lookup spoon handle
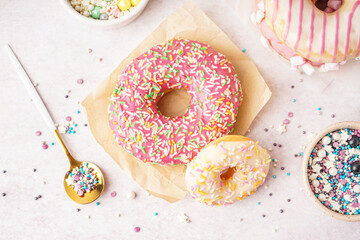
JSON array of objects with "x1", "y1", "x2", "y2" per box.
[{"x1": 6, "y1": 44, "x2": 56, "y2": 131}]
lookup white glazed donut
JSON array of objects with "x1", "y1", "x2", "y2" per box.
[
  {"x1": 253, "y1": 0, "x2": 360, "y2": 74},
  {"x1": 185, "y1": 135, "x2": 271, "y2": 206}
]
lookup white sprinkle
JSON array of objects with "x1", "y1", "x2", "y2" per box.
[
  {"x1": 127, "y1": 191, "x2": 136, "y2": 200},
  {"x1": 179, "y1": 213, "x2": 191, "y2": 223},
  {"x1": 260, "y1": 36, "x2": 270, "y2": 48}
]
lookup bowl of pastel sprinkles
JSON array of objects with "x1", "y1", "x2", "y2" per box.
[
  {"x1": 59, "y1": 0, "x2": 149, "y2": 28},
  {"x1": 303, "y1": 121, "x2": 360, "y2": 221}
]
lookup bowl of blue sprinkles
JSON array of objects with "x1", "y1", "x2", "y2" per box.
[{"x1": 303, "y1": 121, "x2": 360, "y2": 221}]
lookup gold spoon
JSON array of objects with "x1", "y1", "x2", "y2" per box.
[{"x1": 6, "y1": 44, "x2": 104, "y2": 204}]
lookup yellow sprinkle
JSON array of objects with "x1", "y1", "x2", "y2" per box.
[
  {"x1": 232, "y1": 184, "x2": 237, "y2": 191},
  {"x1": 217, "y1": 196, "x2": 223, "y2": 199}
]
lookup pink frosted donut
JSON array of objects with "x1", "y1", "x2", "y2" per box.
[
  {"x1": 253, "y1": 0, "x2": 360, "y2": 75},
  {"x1": 108, "y1": 39, "x2": 242, "y2": 165}
]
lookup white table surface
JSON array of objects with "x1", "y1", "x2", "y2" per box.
[{"x1": 1, "y1": 0, "x2": 360, "y2": 239}]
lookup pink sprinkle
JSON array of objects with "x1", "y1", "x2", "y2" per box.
[
  {"x1": 340, "y1": 150, "x2": 345, "y2": 156},
  {"x1": 42, "y1": 143, "x2": 48, "y2": 150},
  {"x1": 283, "y1": 119, "x2": 290, "y2": 125},
  {"x1": 288, "y1": 112, "x2": 294, "y2": 118},
  {"x1": 35, "y1": 131, "x2": 42, "y2": 136},
  {"x1": 333, "y1": 142, "x2": 339, "y2": 148},
  {"x1": 134, "y1": 227, "x2": 140, "y2": 232},
  {"x1": 77, "y1": 78, "x2": 84, "y2": 85},
  {"x1": 77, "y1": 190, "x2": 84, "y2": 197},
  {"x1": 337, "y1": 163, "x2": 343, "y2": 169},
  {"x1": 110, "y1": 191, "x2": 117, "y2": 197},
  {"x1": 329, "y1": 192, "x2": 335, "y2": 197},
  {"x1": 340, "y1": 179, "x2": 346, "y2": 185},
  {"x1": 324, "y1": 201, "x2": 330, "y2": 207},
  {"x1": 74, "y1": 175, "x2": 80, "y2": 181},
  {"x1": 66, "y1": 116, "x2": 72, "y2": 122}
]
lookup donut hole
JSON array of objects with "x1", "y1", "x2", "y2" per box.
[
  {"x1": 313, "y1": 0, "x2": 343, "y2": 13},
  {"x1": 157, "y1": 89, "x2": 191, "y2": 118},
  {"x1": 220, "y1": 167, "x2": 236, "y2": 180}
]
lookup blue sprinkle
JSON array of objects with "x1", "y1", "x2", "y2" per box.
[
  {"x1": 67, "y1": 130, "x2": 71, "y2": 134},
  {"x1": 51, "y1": 142, "x2": 54, "y2": 146},
  {"x1": 292, "y1": 99, "x2": 296, "y2": 103},
  {"x1": 242, "y1": 49, "x2": 246, "y2": 53},
  {"x1": 273, "y1": 175, "x2": 277, "y2": 179},
  {"x1": 287, "y1": 173, "x2": 290, "y2": 176},
  {"x1": 74, "y1": 124, "x2": 78, "y2": 127},
  {"x1": 317, "y1": 107, "x2": 322, "y2": 111},
  {"x1": 72, "y1": 131, "x2": 76, "y2": 134},
  {"x1": 96, "y1": 202, "x2": 100, "y2": 206},
  {"x1": 257, "y1": 202, "x2": 261, "y2": 205},
  {"x1": 154, "y1": 212, "x2": 158, "y2": 216},
  {"x1": 70, "y1": 127, "x2": 73, "y2": 130},
  {"x1": 77, "y1": 111, "x2": 80, "y2": 114}
]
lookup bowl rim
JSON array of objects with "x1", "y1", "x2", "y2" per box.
[
  {"x1": 59, "y1": 0, "x2": 149, "y2": 26},
  {"x1": 302, "y1": 121, "x2": 360, "y2": 222}
]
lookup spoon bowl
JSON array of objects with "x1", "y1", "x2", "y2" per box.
[{"x1": 64, "y1": 161, "x2": 104, "y2": 204}]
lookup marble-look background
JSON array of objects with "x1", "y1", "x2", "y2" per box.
[{"x1": 1, "y1": 0, "x2": 360, "y2": 239}]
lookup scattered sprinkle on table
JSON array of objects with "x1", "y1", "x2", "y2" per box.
[
  {"x1": 288, "y1": 112, "x2": 294, "y2": 118},
  {"x1": 96, "y1": 202, "x2": 100, "y2": 206},
  {"x1": 110, "y1": 191, "x2": 117, "y2": 197},
  {"x1": 66, "y1": 116, "x2": 72, "y2": 122},
  {"x1": 127, "y1": 191, "x2": 136, "y2": 200},
  {"x1": 35, "y1": 131, "x2": 42, "y2": 136},
  {"x1": 2, "y1": 193, "x2": 6, "y2": 197},
  {"x1": 134, "y1": 227, "x2": 140, "y2": 232},
  {"x1": 42, "y1": 143, "x2": 48, "y2": 150},
  {"x1": 154, "y1": 212, "x2": 158, "y2": 216},
  {"x1": 77, "y1": 79, "x2": 84, "y2": 85}
]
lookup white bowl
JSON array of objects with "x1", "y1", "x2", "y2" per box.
[
  {"x1": 302, "y1": 121, "x2": 360, "y2": 222},
  {"x1": 59, "y1": 0, "x2": 149, "y2": 29}
]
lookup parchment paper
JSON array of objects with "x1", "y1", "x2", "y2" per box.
[{"x1": 82, "y1": 0, "x2": 272, "y2": 203}]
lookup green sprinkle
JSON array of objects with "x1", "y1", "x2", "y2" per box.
[
  {"x1": 141, "y1": 147, "x2": 146, "y2": 154},
  {"x1": 118, "y1": 101, "x2": 126, "y2": 104},
  {"x1": 139, "y1": 95, "x2": 145, "y2": 103},
  {"x1": 196, "y1": 86, "x2": 200, "y2": 93},
  {"x1": 161, "y1": 57, "x2": 169, "y2": 60},
  {"x1": 175, "y1": 127, "x2": 181, "y2": 134},
  {"x1": 165, "y1": 75, "x2": 171, "y2": 79},
  {"x1": 152, "y1": 85, "x2": 160, "y2": 91},
  {"x1": 201, "y1": 47, "x2": 207, "y2": 50},
  {"x1": 157, "y1": 149, "x2": 161, "y2": 153},
  {"x1": 174, "y1": 157, "x2": 182, "y2": 160},
  {"x1": 137, "y1": 107, "x2": 142, "y2": 111},
  {"x1": 186, "y1": 75, "x2": 190, "y2": 80}
]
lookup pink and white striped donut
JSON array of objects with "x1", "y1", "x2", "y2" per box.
[
  {"x1": 108, "y1": 39, "x2": 242, "y2": 165},
  {"x1": 253, "y1": 0, "x2": 360, "y2": 74}
]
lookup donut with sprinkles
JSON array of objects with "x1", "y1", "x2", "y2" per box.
[
  {"x1": 185, "y1": 135, "x2": 271, "y2": 206},
  {"x1": 108, "y1": 39, "x2": 242, "y2": 165}
]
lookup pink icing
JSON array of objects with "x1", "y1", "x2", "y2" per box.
[
  {"x1": 344, "y1": 1, "x2": 360, "y2": 60},
  {"x1": 284, "y1": 0, "x2": 293, "y2": 42},
  {"x1": 108, "y1": 39, "x2": 242, "y2": 165},
  {"x1": 294, "y1": 0, "x2": 304, "y2": 51},
  {"x1": 332, "y1": 12, "x2": 340, "y2": 62}
]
